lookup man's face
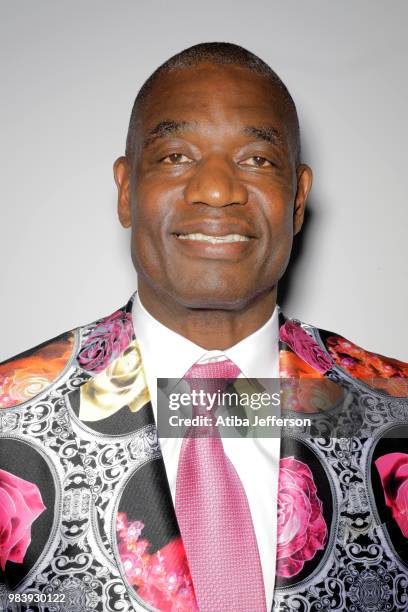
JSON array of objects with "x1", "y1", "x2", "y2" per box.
[{"x1": 115, "y1": 63, "x2": 312, "y2": 309}]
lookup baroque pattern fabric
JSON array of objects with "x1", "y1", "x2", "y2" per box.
[{"x1": 0, "y1": 293, "x2": 407, "y2": 611}]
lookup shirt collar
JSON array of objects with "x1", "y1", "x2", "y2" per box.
[{"x1": 132, "y1": 292, "x2": 280, "y2": 385}]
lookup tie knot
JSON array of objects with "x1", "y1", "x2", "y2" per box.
[
  {"x1": 183, "y1": 358, "x2": 241, "y2": 415},
  {"x1": 184, "y1": 358, "x2": 241, "y2": 382}
]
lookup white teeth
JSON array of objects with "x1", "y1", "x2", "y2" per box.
[{"x1": 177, "y1": 233, "x2": 250, "y2": 244}]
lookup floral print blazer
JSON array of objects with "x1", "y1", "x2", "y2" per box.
[{"x1": 0, "y1": 293, "x2": 407, "y2": 612}]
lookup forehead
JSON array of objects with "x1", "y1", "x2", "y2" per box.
[{"x1": 138, "y1": 63, "x2": 292, "y2": 138}]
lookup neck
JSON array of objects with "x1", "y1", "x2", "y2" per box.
[{"x1": 137, "y1": 281, "x2": 277, "y2": 350}]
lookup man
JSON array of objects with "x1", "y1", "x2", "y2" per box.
[{"x1": 0, "y1": 42, "x2": 407, "y2": 612}]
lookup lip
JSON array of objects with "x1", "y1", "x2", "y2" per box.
[
  {"x1": 171, "y1": 219, "x2": 257, "y2": 240},
  {"x1": 171, "y1": 223, "x2": 257, "y2": 260},
  {"x1": 172, "y1": 235, "x2": 255, "y2": 259}
]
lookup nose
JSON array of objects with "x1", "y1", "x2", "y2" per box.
[{"x1": 184, "y1": 154, "x2": 248, "y2": 207}]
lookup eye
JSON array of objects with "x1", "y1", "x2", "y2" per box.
[
  {"x1": 160, "y1": 153, "x2": 193, "y2": 165},
  {"x1": 240, "y1": 156, "x2": 273, "y2": 168}
]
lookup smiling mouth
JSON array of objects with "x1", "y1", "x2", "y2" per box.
[{"x1": 176, "y1": 233, "x2": 251, "y2": 244}]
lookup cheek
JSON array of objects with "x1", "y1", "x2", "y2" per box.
[
  {"x1": 132, "y1": 180, "x2": 163, "y2": 228},
  {"x1": 260, "y1": 194, "x2": 295, "y2": 256},
  {"x1": 130, "y1": 182, "x2": 181, "y2": 276}
]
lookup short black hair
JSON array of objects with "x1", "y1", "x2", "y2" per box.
[{"x1": 126, "y1": 42, "x2": 301, "y2": 164}]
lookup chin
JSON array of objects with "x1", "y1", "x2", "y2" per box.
[{"x1": 167, "y1": 279, "x2": 258, "y2": 311}]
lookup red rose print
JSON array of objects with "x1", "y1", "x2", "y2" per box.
[
  {"x1": 0, "y1": 470, "x2": 46, "y2": 570},
  {"x1": 276, "y1": 457, "x2": 327, "y2": 577},
  {"x1": 326, "y1": 335, "x2": 408, "y2": 397},
  {"x1": 0, "y1": 333, "x2": 75, "y2": 409},
  {"x1": 78, "y1": 310, "x2": 134, "y2": 373},
  {"x1": 375, "y1": 452, "x2": 408, "y2": 537}
]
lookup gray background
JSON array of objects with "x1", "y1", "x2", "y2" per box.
[{"x1": 1, "y1": 1, "x2": 407, "y2": 361}]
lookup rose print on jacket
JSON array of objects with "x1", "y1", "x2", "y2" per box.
[
  {"x1": 375, "y1": 452, "x2": 408, "y2": 537},
  {"x1": 0, "y1": 332, "x2": 74, "y2": 409},
  {"x1": 326, "y1": 335, "x2": 408, "y2": 397},
  {"x1": 276, "y1": 457, "x2": 328, "y2": 578},
  {"x1": 0, "y1": 469, "x2": 46, "y2": 570},
  {"x1": 280, "y1": 320, "x2": 334, "y2": 375},
  {"x1": 279, "y1": 350, "x2": 343, "y2": 413},
  {"x1": 78, "y1": 309, "x2": 134, "y2": 374},
  {"x1": 116, "y1": 512, "x2": 198, "y2": 611},
  {"x1": 79, "y1": 342, "x2": 150, "y2": 422}
]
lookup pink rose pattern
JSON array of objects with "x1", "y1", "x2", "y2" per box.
[
  {"x1": 375, "y1": 452, "x2": 408, "y2": 537},
  {"x1": 280, "y1": 320, "x2": 334, "y2": 375},
  {"x1": 116, "y1": 512, "x2": 198, "y2": 611},
  {"x1": 276, "y1": 457, "x2": 328, "y2": 578},
  {"x1": 0, "y1": 469, "x2": 46, "y2": 570},
  {"x1": 116, "y1": 459, "x2": 327, "y2": 599},
  {"x1": 77, "y1": 310, "x2": 134, "y2": 373}
]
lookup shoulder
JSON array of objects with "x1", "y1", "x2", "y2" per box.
[
  {"x1": 0, "y1": 300, "x2": 135, "y2": 409},
  {"x1": 0, "y1": 331, "x2": 78, "y2": 408},
  {"x1": 280, "y1": 314, "x2": 407, "y2": 395},
  {"x1": 317, "y1": 327, "x2": 408, "y2": 376},
  {"x1": 316, "y1": 325, "x2": 408, "y2": 396}
]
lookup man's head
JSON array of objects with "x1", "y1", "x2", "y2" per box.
[{"x1": 114, "y1": 42, "x2": 312, "y2": 311}]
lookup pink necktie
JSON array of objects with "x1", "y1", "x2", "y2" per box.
[{"x1": 175, "y1": 359, "x2": 266, "y2": 612}]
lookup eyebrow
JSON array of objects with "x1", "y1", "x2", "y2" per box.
[
  {"x1": 242, "y1": 125, "x2": 282, "y2": 146},
  {"x1": 142, "y1": 120, "x2": 197, "y2": 148},
  {"x1": 142, "y1": 120, "x2": 283, "y2": 149}
]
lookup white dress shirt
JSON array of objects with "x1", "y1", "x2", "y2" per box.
[{"x1": 133, "y1": 293, "x2": 280, "y2": 610}]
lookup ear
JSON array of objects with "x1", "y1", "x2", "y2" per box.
[
  {"x1": 113, "y1": 156, "x2": 132, "y2": 228},
  {"x1": 293, "y1": 164, "x2": 313, "y2": 235}
]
